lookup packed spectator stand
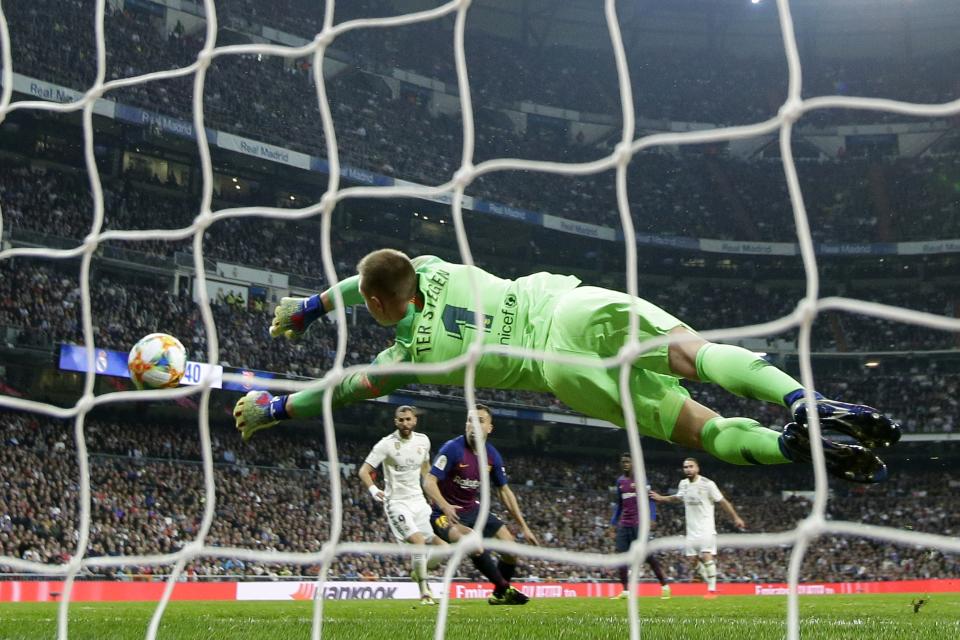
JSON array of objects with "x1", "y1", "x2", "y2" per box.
[
  {"x1": 3, "y1": 1, "x2": 960, "y2": 241},
  {"x1": 2, "y1": 411, "x2": 958, "y2": 584}
]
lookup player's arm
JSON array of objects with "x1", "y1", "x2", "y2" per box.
[
  {"x1": 234, "y1": 344, "x2": 417, "y2": 441},
  {"x1": 610, "y1": 486, "x2": 623, "y2": 526},
  {"x1": 423, "y1": 473, "x2": 460, "y2": 524},
  {"x1": 648, "y1": 490, "x2": 681, "y2": 504},
  {"x1": 269, "y1": 276, "x2": 364, "y2": 340},
  {"x1": 358, "y1": 462, "x2": 384, "y2": 503},
  {"x1": 718, "y1": 497, "x2": 746, "y2": 530},
  {"x1": 497, "y1": 484, "x2": 540, "y2": 546}
]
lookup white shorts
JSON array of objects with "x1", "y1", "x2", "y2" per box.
[
  {"x1": 684, "y1": 533, "x2": 717, "y2": 556},
  {"x1": 384, "y1": 498, "x2": 434, "y2": 543}
]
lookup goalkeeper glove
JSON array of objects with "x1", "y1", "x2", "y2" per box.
[
  {"x1": 269, "y1": 295, "x2": 323, "y2": 340},
  {"x1": 234, "y1": 390, "x2": 289, "y2": 442}
]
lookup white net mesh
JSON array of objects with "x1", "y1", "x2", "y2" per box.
[{"x1": 1, "y1": 0, "x2": 960, "y2": 639}]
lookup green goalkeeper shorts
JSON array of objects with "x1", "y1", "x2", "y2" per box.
[{"x1": 541, "y1": 286, "x2": 691, "y2": 442}]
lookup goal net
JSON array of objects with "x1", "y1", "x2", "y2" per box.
[{"x1": 1, "y1": 0, "x2": 960, "y2": 639}]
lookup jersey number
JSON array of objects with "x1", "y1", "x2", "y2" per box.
[{"x1": 442, "y1": 305, "x2": 493, "y2": 340}]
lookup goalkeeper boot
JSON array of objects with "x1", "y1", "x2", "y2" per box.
[
  {"x1": 660, "y1": 585, "x2": 672, "y2": 600},
  {"x1": 790, "y1": 395, "x2": 901, "y2": 449},
  {"x1": 779, "y1": 422, "x2": 888, "y2": 483},
  {"x1": 610, "y1": 590, "x2": 629, "y2": 600}
]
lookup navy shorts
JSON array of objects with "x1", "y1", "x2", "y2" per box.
[
  {"x1": 432, "y1": 507, "x2": 506, "y2": 542},
  {"x1": 615, "y1": 525, "x2": 639, "y2": 553}
]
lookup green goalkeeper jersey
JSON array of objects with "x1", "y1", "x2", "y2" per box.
[
  {"x1": 316, "y1": 255, "x2": 581, "y2": 410},
  {"x1": 395, "y1": 255, "x2": 581, "y2": 390}
]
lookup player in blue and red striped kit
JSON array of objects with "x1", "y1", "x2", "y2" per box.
[
  {"x1": 611, "y1": 453, "x2": 671, "y2": 599},
  {"x1": 423, "y1": 404, "x2": 539, "y2": 605}
]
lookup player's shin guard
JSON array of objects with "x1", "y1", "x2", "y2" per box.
[
  {"x1": 704, "y1": 561, "x2": 717, "y2": 591},
  {"x1": 695, "y1": 344, "x2": 801, "y2": 406},
  {"x1": 471, "y1": 551, "x2": 509, "y2": 594},
  {"x1": 701, "y1": 417, "x2": 791, "y2": 465}
]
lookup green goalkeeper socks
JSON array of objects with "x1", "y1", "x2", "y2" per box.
[
  {"x1": 701, "y1": 417, "x2": 790, "y2": 465},
  {"x1": 695, "y1": 343, "x2": 801, "y2": 406}
]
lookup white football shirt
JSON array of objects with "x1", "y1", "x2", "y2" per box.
[
  {"x1": 363, "y1": 431, "x2": 431, "y2": 501},
  {"x1": 676, "y1": 475, "x2": 724, "y2": 538}
]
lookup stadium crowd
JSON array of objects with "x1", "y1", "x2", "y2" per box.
[
  {"x1": 11, "y1": 0, "x2": 958, "y2": 125},
  {"x1": 4, "y1": 0, "x2": 960, "y2": 600},
  {"x1": 4, "y1": 1, "x2": 960, "y2": 243},
  {"x1": 1, "y1": 252, "x2": 958, "y2": 407},
  {"x1": 1, "y1": 411, "x2": 958, "y2": 585}
]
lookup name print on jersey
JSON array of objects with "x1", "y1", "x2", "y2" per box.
[{"x1": 415, "y1": 268, "x2": 451, "y2": 356}]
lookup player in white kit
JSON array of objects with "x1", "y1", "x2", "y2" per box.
[
  {"x1": 650, "y1": 457, "x2": 746, "y2": 597},
  {"x1": 358, "y1": 406, "x2": 447, "y2": 605}
]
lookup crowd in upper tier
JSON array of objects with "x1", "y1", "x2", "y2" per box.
[
  {"x1": 4, "y1": 1, "x2": 960, "y2": 242},
  {"x1": 2, "y1": 411, "x2": 957, "y2": 584}
]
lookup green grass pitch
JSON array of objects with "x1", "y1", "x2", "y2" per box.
[{"x1": 1, "y1": 594, "x2": 958, "y2": 639}]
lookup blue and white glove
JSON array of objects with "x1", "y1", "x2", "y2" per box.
[
  {"x1": 234, "y1": 390, "x2": 289, "y2": 442},
  {"x1": 269, "y1": 295, "x2": 323, "y2": 340}
]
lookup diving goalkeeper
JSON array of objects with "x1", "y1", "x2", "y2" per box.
[{"x1": 234, "y1": 250, "x2": 900, "y2": 483}]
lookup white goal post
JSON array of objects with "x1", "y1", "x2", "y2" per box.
[{"x1": 1, "y1": 1, "x2": 960, "y2": 640}]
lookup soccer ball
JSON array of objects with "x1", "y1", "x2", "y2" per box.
[{"x1": 127, "y1": 333, "x2": 187, "y2": 390}]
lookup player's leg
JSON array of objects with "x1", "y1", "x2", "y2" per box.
[
  {"x1": 404, "y1": 531, "x2": 434, "y2": 603},
  {"x1": 413, "y1": 501, "x2": 446, "y2": 570},
  {"x1": 408, "y1": 502, "x2": 445, "y2": 604},
  {"x1": 543, "y1": 289, "x2": 886, "y2": 480},
  {"x1": 487, "y1": 519, "x2": 530, "y2": 605},
  {"x1": 488, "y1": 519, "x2": 518, "y2": 582},
  {"x1": 645, "y1": 556, "x2": 669, "y2": 590},
  {"x1": 685, "y1": 540, "x2": 706, "y2": 584},
  {"x1": 444, "y1": 510, "x2": 515, "y2": 603},
  {"x1": 670, "y1": 396, "x2": 888, "y2": 482},
  {"x1": 670, "y1": 396, "x2": 788, "y2": 465},
  {"x1": 611, "y1": 525, "x2": 636, "y2": 599},
  {"x1": 668, "y1": 327, "x2": 900, "y2": 448},
  {"x1": 699, "y1": 549, "x2": 718, "y2": 594},
  {"x1": 387, "y1": 501, "x2": 434, "y2": 602},
  {"x1": 430, "y1": 512, "x2": 472, "y2": 544},
  {"x1": 645, "y1": 527, "x2": 671, "y2": 598},
  {"x1": 548, "y1": 287, "x2": 898, "y2": 449},
  {"x1": 544, "y1": 288, "x2": 793, "y2": 461}
]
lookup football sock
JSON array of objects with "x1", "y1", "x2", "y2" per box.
[
  {"x1": 412, "y1": 554, "x2": 428, "y2": 595},
  {"x1": 701, "y1": 417, "x2": 791, "y2": 465},
  {"x1": 696, "y1": 561, "x2": 708, "y2": 581},
  {"x1": 499, "y1": 560, "x2": 517, "y2": 583},
  {"x1": 646, "y1": 556, "x2": 668, "y2": 587},
  {"x1": 618, "y1": 566, "x2": 629, "y2": 589},
  {"x1": 695, "y1": 343, "x2": 802, "y2": 407},
  {"x1": 704, "y1": 561, "x2": 717, "y2": 591},
  {"x1": 472, "y1": 552, "x2": 509, "y2": 594}
]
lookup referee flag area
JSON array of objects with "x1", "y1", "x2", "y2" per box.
[{"x1": 2, "y1": 579, "x2": 959, "y2": 603}]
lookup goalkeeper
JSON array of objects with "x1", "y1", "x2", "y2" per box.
[{"x1": 235, "y1": 250, "x2": 900, "y2": 483}]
